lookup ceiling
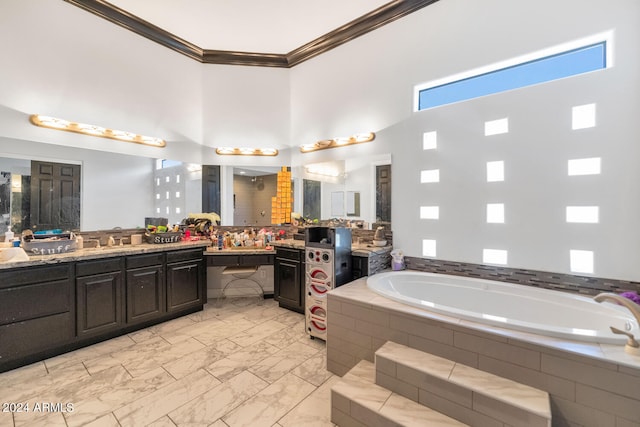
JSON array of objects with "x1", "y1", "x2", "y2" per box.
[
  {"x1": 107, "y1": 0, "x2": 390, "y2": 54},
  {"x1": 65, "y1": 0, "x2": 440, "y2": 67}
]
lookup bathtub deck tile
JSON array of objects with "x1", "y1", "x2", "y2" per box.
[
  {"x1": 375, "y1": 341, "x2": 551, "y2": 425},
  {"x1": 331, "y1": 360, "x2": 467, "y2": 427},
  {"x1": 450, "y1": 363, "x2": 551, "y2": 419},
  {"x1": 454, "y1": 331, "x2": 541, "y2": 370}
]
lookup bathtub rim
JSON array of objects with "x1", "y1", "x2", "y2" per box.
[
  {"x1": 366, "y1": 270, "x2": 636, "y2": 345},
  {"x1": 329, "y1": 277, "x2": 640, "y2": 371}
]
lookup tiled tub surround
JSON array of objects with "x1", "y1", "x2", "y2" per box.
[
  {"x1": 404, "y1": 256, "x2": 640, "y2": 296},
  {"x1": 327, "y1": 279, "x2": 640, "y2": 427}
]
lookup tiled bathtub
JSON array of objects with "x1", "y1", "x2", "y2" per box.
[{"x1": 326, "y1": 279, "x2": 640, "y2": 427}]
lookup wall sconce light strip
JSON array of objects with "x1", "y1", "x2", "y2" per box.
[
  {"x1": 29, "y1": 114, "x2": 166, "y2": 148},
  {"x1": 300, "y1": 132, "x2": 375, "y2": 153},
  {"x1": 215, "y1": 147, "x2": 279, "y2": 156}
]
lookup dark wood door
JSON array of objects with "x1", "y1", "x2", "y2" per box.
[
  {"x1": 167, "y1": 260, "x2": 204, "y2": 312},
  {"x1": 30, "y1": 161, "x2": 80, "y2": 231},
  {"x1": 303, "y1": 179, "x2": 321, "y2": 221},
  {"x1": 376, "y1": 164, "x2": 391, "y2": 223},
  {"x1": 202, "y1": 165, "x2": 221, "y2": 216},
  {"x1": 76, "y1": 271, "x2": 123, "y2": 337},
  {"x1": 126, "y1": 266, "x2": 165, "y2": 325}
]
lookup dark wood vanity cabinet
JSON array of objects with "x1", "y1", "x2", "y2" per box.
[
  {"x1": 126, "y1": 253, "x2": 166, "y2": 325},
  {"x1": 76, "y1": 257, "x2": 124, "y2": 338},
  {"x1": 166, "y1": 249, "x2": 205, "y2": 313},
  {"x1": 274, "y1": 247, "x2": 304, "y2": 313},
  {"x1": 0, "y1": 246, "x2": 207, "y2": 373},
  {"x1": 0, "y1": 264, "x2": 75, "y2": 370}
]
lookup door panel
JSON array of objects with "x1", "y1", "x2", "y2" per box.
[{"x1": 30, "y1": 161, "x2": 80, "y2": 231}]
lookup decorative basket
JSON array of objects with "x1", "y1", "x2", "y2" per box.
[
  {"x1": 144, "y1": 232, "x2": 182, "y2": 244},
  {"x1": 22, "y1": 235, "x2": 77, "y2": 255}
]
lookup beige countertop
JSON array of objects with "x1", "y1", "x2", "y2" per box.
[
  {"x1": 0, "y1": 238, "x2": 392, "y2": 269},
  {"x1": 271, "y1": 239, "x2": 393, "y2": 256},
  {"x1": 204, "y1": 246, "x2": 276, "y2": 255},
  {"x1": 0, "y1": 239, "x2": 212, "y2": 270}
]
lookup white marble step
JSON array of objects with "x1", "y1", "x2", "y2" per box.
[
  {"x1": 331, "y1": 359, "x2": 468, "y2": 427},
  {"x1": 375, "y1": 341, "x2": 552, "y2": 427}
]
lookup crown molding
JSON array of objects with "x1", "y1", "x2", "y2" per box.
[{"x1": 64, "y1": 0, "x2": 439, "y2": 68}]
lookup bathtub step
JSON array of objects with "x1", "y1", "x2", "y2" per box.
[
  {"x1": 375, "y1": 341, "x2": 552, "y2": 427},
  {"x1": 331, "y1": 360, "x2": 468, "y2": 427}
]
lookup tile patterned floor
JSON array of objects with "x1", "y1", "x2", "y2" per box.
[{"x1": 0, "y1": 298, "x2": 336, "y2": 427}]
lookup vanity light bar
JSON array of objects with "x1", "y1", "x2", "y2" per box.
[
  {"x1": 215, "y1": 147, "x2": 279, "y2": 156},
  {"x1": 300, "y1": 132, "x2": 375, "y2": 153},
  {"x1": 29, "y1": 114, "x2": 166, "y2": 148},
  {"x1": 305, "y1": 165, "x2": 341, "y2": 177}
]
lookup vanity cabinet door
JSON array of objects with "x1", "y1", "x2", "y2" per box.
[
  {"x1": 167, "y1": 253, "x2": 205, "y2": 313},
  {"x1": 77, "y1": 271, "x2": 124, "y2": 337},
  {"x1": 76, "y1": 258, "x2": 124, "y2": 338},
  {"x1": 126, "y1": 264, "x2": 165, "y2": 325},
  {"x1": 274, "y1": 248, "x2": 304, "y2": 313}
]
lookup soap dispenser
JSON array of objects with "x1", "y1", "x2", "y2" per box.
[{"x1": 5, "y1": 228, "x2": 14, "y2": 243}]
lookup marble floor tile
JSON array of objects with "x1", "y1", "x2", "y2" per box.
[
  {"x1": 227, "y1": 319, "x2": 289, "y2": 347},
  {"x1": 44, "y1": 335, "x2": 136, "y2": 371},
  {"x1": 0, "y1": 360, "x2": 90, "y2": 404},
  {"x1": 263, "y1": 321, "x2": 308, "y2": 349},
  {"x1": 168, "y1": 370, "x2": 268, "y2": 426},
  {"x1": 222, "y1": 372, "x2": 316, "y2": 427},
  {"x1": 0, "y1": 361, "x2": 47, "y2": 388},
  {"x1": 81, "y1": 412, "x2": 120, "y2": 427},
  {"x1": 0, "y1": 298, "x2": 338, "y2": 427},
  {"x1": 206, "y1": 340, "x2": 281, "y2": 381},
  {"x1": 0, "y1": 412, "x2": 13, "y2": 427},
  {"x1": 278, "y1": 375, "x2": 339, "y2": 427},
  {"x1": 82, "y1": 335, "x2": 171, "y2": 375},
  {"x1": 63, "y1": 367, "x2": 176, "y2": 427},
  {"x1": 145, "y1": 415, "x2": 179, "y2": 427},
  {"x1": 249, "y1": 340, "x2": 320, "y2": 383},
  {"x1": 122, "y1": 337, "x2": 206, "y2": 378},
  {"x1": 13, "y1": 410, "x2": 67, "y2": 427},
  {"x1": 113, "y1": 369, "x2": 220, "y2": 427},
  {"x1": 163, "y1": 338, "x2": 241, "y2": 379},
  {"x1": 292, "y1": 350, "x2": 334, "y2": 387}
]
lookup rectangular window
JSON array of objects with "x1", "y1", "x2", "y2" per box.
[
  {"x1": 568, "y1": 158, "x2": 601, "y2": 176},
  {"x1": 420, "y1": 169, "x2": 440, "y2": 183},
  {"x1": 415, "y1": 35, "x2": 610, "y2": 111}
]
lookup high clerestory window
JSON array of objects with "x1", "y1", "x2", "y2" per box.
[{"x1": 414, "y1": 32, "x2": 612, "y2": 111}]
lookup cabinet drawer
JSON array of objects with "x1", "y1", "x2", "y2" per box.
[
  {"x1": 0, "y1": 278, "x2": 73, "y2": 325},
  {"x1": 126, "y1": 253, "x2": 164, "y2": 269},
  {"x1": 166, "y1": 248, "x2": 203, "y2": 264},
  {"x1": 0, "y1": 264, "x2": 71, "y2": 289},
  {"x1": 207, "y1": 255, "x2": 240, "y2": 266},
  {"x1": 275, "y1": 248, "x2": 301, "y2": 262},
  {"x1": 242, "y1": 254, "x2": 274, "y2": 265},
  {"x1": 0, "y1": 312, "x2": 74, "y2": 360},
  {"x1": 76, "y1": 257, "x2": 123, "y2": 276}
]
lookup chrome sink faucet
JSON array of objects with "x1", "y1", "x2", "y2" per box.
[{"x1": 594, "y1": 292, "x2": 640, "y2": 352}]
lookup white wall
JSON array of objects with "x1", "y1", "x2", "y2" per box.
[
  {"x1": 0, "y1": 0, "x2": 204, "y2": 163},
  {"x1": 289, "y1": 0, "x2": 640, "y2": 280},
  {"x1": 2, "y1": 0, "x2": 639, "y2": 280}
]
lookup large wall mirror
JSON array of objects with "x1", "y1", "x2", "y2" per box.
[
  {"x1": 295, "y1": 153, "x2": 391, "y2": 229},
  {"x1": 0, "y1": 157, "x2": 81, "y2": 234},
  {"x1": 232, "y1": 166, "x2": 281, "y2": 226}
]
